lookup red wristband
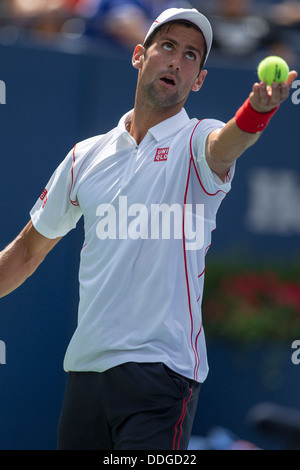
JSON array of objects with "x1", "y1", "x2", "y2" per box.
[{"x1": 235, "y1": 98, "x2": 279, "y2": 133}]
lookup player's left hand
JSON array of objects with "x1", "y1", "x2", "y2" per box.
[{"x1": 250, "y1": 70, "x2": 298, "y2": 113}]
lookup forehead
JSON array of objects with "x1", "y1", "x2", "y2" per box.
[{"x1": 155, "y1": 22, "x2": 206, "y2": 50}]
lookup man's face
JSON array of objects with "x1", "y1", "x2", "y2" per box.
[{"x1": 133, "y1": 23, "x2": 207, "y2": 112}]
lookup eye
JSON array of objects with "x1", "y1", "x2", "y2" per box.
[
  {"x1": 186, "y1": 51, "x2": 196, "y2": 60},
  {"x1": 162, "y1": 42, "x2": 173, "y2": 51}
]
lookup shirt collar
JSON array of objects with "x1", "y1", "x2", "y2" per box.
[
  {"x1": 111, "y1": 108, "x2": 191, "y2": 144},
  {"x1": 110, "y1": 109, "x2": 133, "y2": 144},
  {"x1": 148, "y1": 108, "x2": 191, "y2": 142}
]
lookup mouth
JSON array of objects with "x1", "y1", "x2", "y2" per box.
[{"x1": 160, "y1": 75, "x2": 176, "y2": 87}]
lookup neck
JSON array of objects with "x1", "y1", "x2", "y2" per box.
[{"x1": 128, "y1": 94, "x2": 183, "y2": 145}]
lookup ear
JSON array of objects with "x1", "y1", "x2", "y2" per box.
[
  {"x1": 132, "y1": 44, "x2": 145, "y2": 70},
  {"x1": 191, "y1": 69, "x2": 208, "y2": 92}
]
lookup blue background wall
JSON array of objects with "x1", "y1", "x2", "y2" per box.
[{"x1": 0, "y1": 41, "x2": 299, "y2": 449}]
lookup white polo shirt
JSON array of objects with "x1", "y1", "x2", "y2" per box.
[{"x1": 30, "y1": 108, "x2": 234, "y2": 383}]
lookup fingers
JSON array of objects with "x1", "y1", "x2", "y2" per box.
[
  {"x1": 250, "y1": 83, "x2": 278, "y2": 112},
  {"x1": 250, "y1": 70, "x2": 298, "y2": 112},
  {"x1": 286, "y1": 70, "x2": 298, "y2": 86}
]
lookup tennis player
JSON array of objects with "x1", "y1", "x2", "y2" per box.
[{"x1": 0, "y1": 8, "x2": 297, "y2": 450}]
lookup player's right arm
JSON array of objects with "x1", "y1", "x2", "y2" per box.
[{"x1": 0, "y1": 221, "x2": 62, "y2": 298}]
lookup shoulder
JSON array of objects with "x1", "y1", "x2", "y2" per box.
[
  {"x1": 191, "y1": 118, "x2": 226, "y2": 138},
  {"x1": 187, "y1": 118, "x2": 225, "y2": 157},
  {"x1": 71, "y1": 129, "x2": 116, "y2": 163},
  {"x1": 73, "y1": 134, "x2": 106, "y2": 156}
]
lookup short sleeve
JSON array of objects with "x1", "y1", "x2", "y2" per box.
[
  {"x1": 30, "y1": 147, "x2": 82, "y2": 239},
  {"x1": 192, "y1": 119, "x2": 235, "y2": 194}
]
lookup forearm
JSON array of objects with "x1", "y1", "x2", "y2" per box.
[
  {"x1": 0, "y1": 221, "x2": 61, "y2": 298},
  {"x1": 206, "y1": 71, "x2": 298, "y2": 181},
  {"x1": 206, "y1": 118, "x2": 260, "y2": 179},
  {"x1": 0, "y1": 235, "x2": 39, "y2": 298}
]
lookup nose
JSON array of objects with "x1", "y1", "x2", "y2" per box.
[{"x1": 168, "y1": 53, "x2": 180, "y2": 71}]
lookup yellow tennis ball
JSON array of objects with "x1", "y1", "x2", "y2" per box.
[{"x1": 257, "y1": 56, "x2": 289, "y2": 86}]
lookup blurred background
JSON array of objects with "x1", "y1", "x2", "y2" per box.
[{"x1": 0, "y1": 0, "x2": 300, "y2": 450}]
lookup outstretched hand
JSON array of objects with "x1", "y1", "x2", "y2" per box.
[{"x1": 250, "y1": 70, "x2": 298, "y2": 113}]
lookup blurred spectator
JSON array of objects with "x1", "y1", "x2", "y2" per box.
[
  {"x1": 268, "y1": 0, "x2": 300, "y2": 26},
  {"x1": 79, "y1": 0, "x2": 194, "y2": 50},
  {"x1": 211, "y1": 0, "x2": 271, "y2": 58},
  {"x1": 264, "y1": 1, "x2": 300, "y2": 63},
  {"x1": 10, "y1": 0, "x2": 66, "y2": 16},
  {"x1": 0, "y1": 0, "x2": 194, "y2": 51},
  {"x1": 0, "y1": 0, "x2": 298, "y2": 67},
  {"x1": 3, "y1": 0, "x2": 70, "y2": 36},
  {"x1": 191, "y1": 0, "x2": 299, "y2": 66}
]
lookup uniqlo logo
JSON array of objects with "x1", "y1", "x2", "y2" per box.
[
  {"x1": 40, "y1": 188, "x2": 48, "y2": 208},
  {"x1": 40, "y1": 189, "x2": 47, "y2": 201},
  {"x1": 154, "y1": 147, "x2": 169, "y2": 162}
]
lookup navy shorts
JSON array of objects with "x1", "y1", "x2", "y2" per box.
[{"x1": 57, "y1": 362, "x2": 201, "y2": 450}]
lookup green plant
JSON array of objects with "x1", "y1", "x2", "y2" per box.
[{"x1": 203, "y1": 266, "x2": 300, "y2": 343}]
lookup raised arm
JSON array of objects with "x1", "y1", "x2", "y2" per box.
[
  {"x1": 0, "y1": 221, "x2": 61, "y2": 298},
  {"x1": 206, "y1": 70, "x2": 298, "y2": 181}
]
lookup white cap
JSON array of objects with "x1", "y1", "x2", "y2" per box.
[{"x1": 143, "y1": 8, "x2": 213, "y2": 65}]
